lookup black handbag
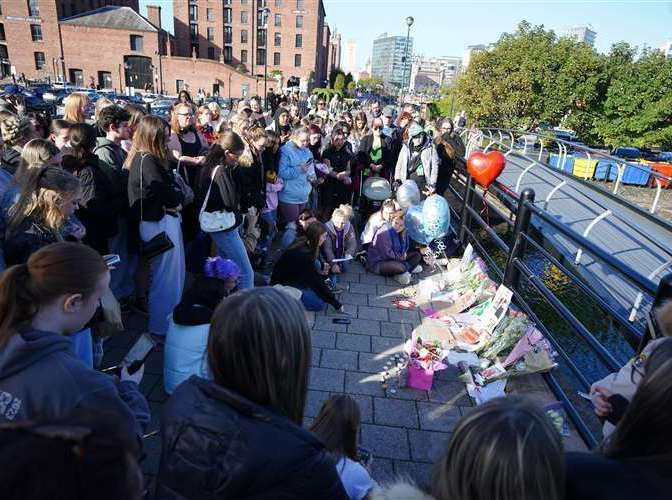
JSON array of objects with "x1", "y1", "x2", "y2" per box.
[{"x1": 138, "y1": 154, "x2": 174, "y2": 260}]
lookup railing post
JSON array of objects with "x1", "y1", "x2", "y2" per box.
[
  {"x1": 504, "y1": 188, "x2": 535, "y2": 290},
  {"x1": 639, "y1": 273, "x2": 672, "y2": 353},
  {"x1": 459, "y1": 174, "x2": 474, "y2": 245}
]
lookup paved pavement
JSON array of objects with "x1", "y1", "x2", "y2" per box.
[{"x1": 102, "y1": 261, "x2": 473, "y2": 491}]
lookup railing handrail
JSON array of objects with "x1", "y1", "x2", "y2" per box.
[{"x1": 484, "y1": 127, "x2": 672, "y2": 182}]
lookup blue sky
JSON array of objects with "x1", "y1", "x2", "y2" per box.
[{"x1": 140, "y1": 0, "x2": 672, "y2": 67}]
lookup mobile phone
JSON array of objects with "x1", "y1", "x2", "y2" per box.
[
  {"x1": 122, "y1": 333, "x2": 156, "y2": 374},
  {"x1": 103, "y1": 254, "x2": 121, "y2": 268},
  {"x1": 332, "y1": 318, "x2": 351, "y2": 325},
  {"x1": 577, "y1": 391, "x2": 592, "y2": 401}
]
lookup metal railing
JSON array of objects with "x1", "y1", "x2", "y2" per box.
[{"x1": 446, "y1": 162, "x2": 670, "y2": 448}]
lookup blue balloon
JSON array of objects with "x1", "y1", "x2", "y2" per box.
[{"x1": 404, "y1": 195, "x2": 450, "y2": 244}]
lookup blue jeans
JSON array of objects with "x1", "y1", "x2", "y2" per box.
[
  {"x1": 259, "y1": 210, "x2": 277, "y2": 253},
  {"x1": 301, "y1": 289, "x2": 326, "y2": 311},
  {"x1": 281, "y1": 221, "x2": 297, "y2": 250},
  {"x1": 211, "y1": 226, "x2": 254, "y2": 290}
]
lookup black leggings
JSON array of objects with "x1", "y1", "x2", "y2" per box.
[{"x1": 376, "y1": 251, "x2": 422, "y2": 276}]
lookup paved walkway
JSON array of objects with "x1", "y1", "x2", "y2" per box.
[{"x1": 102, "y1": 261, "x2": 473, "y2": 491}]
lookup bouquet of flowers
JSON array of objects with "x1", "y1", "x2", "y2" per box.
[{"x1": 479, "y1": 310, "x2": 530, "y2": 360}]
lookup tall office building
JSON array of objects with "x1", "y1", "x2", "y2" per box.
[
  {"x1": 173, "y1": 0, "x2": 330, "y2": 89},
  {"x1": 371, "y1": 32, "x2": 413, "y2": 88},
  {"x1": 410, "y1": 55, "x2": 461, "y2": 92},
  {"x1": 327, "y1": 26, "x2": 340, "y2": 74},
  {"x1": 565, "y1": 25, "x2": 597, "y2": 47},
  {"x1": 342, "y1": 38, "x2": 357, "y2": 76}
]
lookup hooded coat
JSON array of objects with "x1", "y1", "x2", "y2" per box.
[
  {"x1": 394, "y1": 134, "x2": 440, "y2": 188},
  {"x1": 322, "y1": 219, "x2": 358, "y2": 263},
  {"x1": 0, "y1": 327, "x2": 149, "y2": 450}
]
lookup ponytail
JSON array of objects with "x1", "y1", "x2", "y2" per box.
[
  {"x1": 0, "y1": 242, "x2": 107, "y2": 347},
  {"x1": 0, "y1": 264, "x2": 34, "y2": 347}
]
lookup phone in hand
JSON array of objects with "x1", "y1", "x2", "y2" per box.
[
  {"x1": 103, "y1": 333, "x2": 155, "y2": 376},
  {"x1": 577, "y1": 391, "x2": 592, "y2": 401},
  {"x1": 103, "y1": 254, "x2": 121, "y2": 268}
]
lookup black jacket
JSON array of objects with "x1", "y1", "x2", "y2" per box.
[
  {"x1": 155, "y1": 376, "x2": 348, "y2": 500},
  {"x1": 4, "y1": 217, "x2": 60, "y2": 266},
  {"x1": 565, "y1": 452, "x2": 672, "y2": 500},
  {"x1": 271, "y1": 244, "x2": 342, "y2": 310},
  {"x1": 357, "y1": 133, "x2": 396, "y2": 178},
  {"x1": 0, "y1": 146, "x2": 22, "y2": 175},
  {"x1": 237, "y1": 150, "x2": 266, "y2": 212},
  {"x1": 128, "y1": 153, "x2": 184, "y2": 222}
]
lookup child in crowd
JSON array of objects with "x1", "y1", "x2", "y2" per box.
[
  {"x1": 164, "y1": 257, "x2": 239, "y2": 393},
  {"x1": 258, "y1": 168, "x2": 284, "y2": 257},
  {"x1": 310, "y1": 395, "x2": 377, "y2": 500},
  {"x1": 322, "y1": 204, "x2": 357, "y2": 275}
]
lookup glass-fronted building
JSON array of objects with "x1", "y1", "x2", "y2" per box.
[{"x1": 371, "y1": 32, "x2": 414, "y2": 88}]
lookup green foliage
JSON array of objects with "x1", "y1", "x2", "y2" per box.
[
  {"x1": 333, "y1": 73, "x2": 346, "y2": 92},
  {"x1": 346, "y1": 81, "x2": 357, "y2": 94},
  {"x1": 312, "y1": 87, "x2": 342, "y2": 100},
  {"x1": 357, "y1": 76, "x2": 384, "y2": 91},
  {"x1": 451, "y1": 21, "x2": 672, "y2": 148},
  {"x1": 328, "y1": 68, "x2": 345, "y2": 88},
  {"x1": 429, "y1": 86, "x2": 461, "y2": 120}
]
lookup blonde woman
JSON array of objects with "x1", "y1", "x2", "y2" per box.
[
  {"x1": 94, "y1": 96, "x2": 114, "y2": 122},
  {"x1": 5, "y1": 166, "x2": 82, "y2": 266},
  {"x1": 4, "y1": 138, "x2": 61, "y2": 206},
  {"x1": 62, "y1": 92, "x2": 90, "y2": 124}
]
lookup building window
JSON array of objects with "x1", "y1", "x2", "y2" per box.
[
  {"x1": 224, "y1": 46, "x2": 232, "y2": 63},
  {"x1": 241, "y1": 83, "x2": 249, "y2": 97},
  {"x1": 241, "y1": 29, "x2": 248, "y2": 44},
  {"x1": 241, "y1": 49, "x2": 248, "y2": 63},
  {"x1": 224, "y1": 26, "x2": 232, "y2": 44},
  {"x1": 190, "y1": 23, "x2": 198, "y2": 41},
  {"x1": 0, "y1": 45, "x2": 7, "y2": 59},
  {"x1": 176, "y1": 79, "x2": 185, "y2": 92},
  {"x1": 188, "y1": 4, "x2": 198, "y2": 22},
  {"x1": 295, "y1": 15, "x2": 303, "y2": 28},
  {"x1": 206, "y1": 8, "x2": 215, "y2": 21},
  {"x1": 257, "y1": 48, "x2": 266, "y2": 65},
  {"x1": 30, "y1": 24, "x2": 42, "y2": 42},
  {"x1": 240, "y1": 11, "x2": 248, "y2": 24},
  {"x1": 275, "y1": 0, "x2": 282, "y2": 6},
  {"x1": 0, "y1": 25, "x2": 6, "y2": 42},
  {"x1": 274, "y1": 14, "x2": 281, "y2": 27},
  {"x1": 69, "y1": 68, "x2": 83, "y2": 87},
  {"x1": 34, "y1": 51, "x2": 45, "y2": 70},
  {"x1": 207, "y1": 27, "x2": 215, "y2": 42},
  {"x1": 241, "y1": 0, "x2": 247, "y2": 3},
  {"x1": 130, "y1": 35, "x2": 143, "y2": 51},
  {"x1": 208, "y1": 46, "x2": 216, "y2": 60},
  {"x1": 273, "y1": 52, "x2": 280, "y2": 65},
  {"x1": 224, "y1": 8, "x2": 232, "y2": 23},
  {"x1": 274, "y1": 32, "x2": 281, "y2": 47},
  {"x1": 294, "y1": 53, "x2": 301, "y2": 67},
  {"x1": 295, "y1": 33, "x2": 302, "y2": 48},
  {"x1": 256, "y1": 29, "x2": 266, "y2": 47},
  {"x1": 296, "y1": 0, "x2": 304, "y2": 10},
  {"x1": 28, "y1": 0, "x2": 39, "y2": 17}
]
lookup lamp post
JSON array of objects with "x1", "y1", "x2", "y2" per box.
[
  {"x1": 400, "y1": 16, "x2": 414, "y2": 106},
  {"x1": 262, "y1": 6, "x2": 270, "y2": 111}
]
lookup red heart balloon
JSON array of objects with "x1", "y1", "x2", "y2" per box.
[{"x1": 467, "y1": 151, "x2": 506, "y2": 189}]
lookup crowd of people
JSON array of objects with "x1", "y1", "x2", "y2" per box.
[{"x1": 0, "y1": 88, "x2": 669, "y2": 500}]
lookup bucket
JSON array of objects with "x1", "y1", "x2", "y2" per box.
[{"x1": 407, "y1": 360, "x2": 434, "y2": 390}]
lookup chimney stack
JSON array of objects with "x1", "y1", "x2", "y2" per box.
[{"x1": 146, "y1": 5, "x2": 162, "y2": 30}]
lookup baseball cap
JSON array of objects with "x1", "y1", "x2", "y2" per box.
[
  {"x1": 408, "y1": 123, "x2": 424, "y2": 137},
  {"x1": 382, "y1": 106, "x2": 395, "y2": 118}
]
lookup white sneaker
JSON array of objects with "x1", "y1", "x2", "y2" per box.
[
  {"x1": 411, "y1": 265, "x2": 423, "y2": 274},
  {"x1": 394, "y1": 272, "x2": 412, "y2": 285}
]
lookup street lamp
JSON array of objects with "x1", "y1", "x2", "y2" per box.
[
  {"x1": 400, "y1": 16, "x2": 414, "y2": 106},
  {"x1": 262, "y1": 6, "x2": 270, "y2": 111}
]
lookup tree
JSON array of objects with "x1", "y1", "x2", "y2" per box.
[
  {"x1": 429, "y1": 86, "x2": 461, "y2": 120},
  {"x1": 329, "y1": 68, "x2": 345, "y2": 88},
  {"x1": 333, "y1": 73, "x2": 346, "y2": 93},
  {"x1": 456, "y1": 21, "x2": 605, "y2": 135},
  {"x1": 346, "y1": 81, "x2": 356, "y2": 95},
  {"x1": 596, "y1": 47, "x2": 672, "y2": 148},
  {"x1": 357, "y1": 76, "x2": 383, "y2": 91}
]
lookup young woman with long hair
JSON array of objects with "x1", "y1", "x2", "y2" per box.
[
  {"x1": 126, "y1": 115, "x2": 186, "y2": 341},
  {"x1": 271, "y1": 222, "x2": 343, "y2": 312},
  {"x1": 61, "y1": 123, "x2": 121, "y2": 254},
  {"x1": 62, "y1": 92, "x2": 90, "y2": 124},
  {"x1": 350, "y1": 111, "x2": 369, "y2": 152},
  {"x1": 4, "y1": 167, "x2": 82, "y2": 266},
  {"x1": 566, "y1": 338, "x2": 672, "y2": 500},
  {"x1": 431, "y1": 396, "x2": 565, "y2": 500},
  {"x1": 310, "y1": 395, "x2": 377, "y2": 500},
  {"x1": 0, "y1": 242, "x2": 149, "y2": 447},
  {"x1": 155, "y1": 288, "x2": 347, "y2": 500},
  {"x1": 197, "y1": 130, "x2": 254, "y2": 289},
  {"x1": 120, "y1": 103, "x2": 147, "y2": 153}
]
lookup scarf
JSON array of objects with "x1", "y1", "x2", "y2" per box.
[{"x1": 335, "y1": 228, "x2": 345, "y2": 258}]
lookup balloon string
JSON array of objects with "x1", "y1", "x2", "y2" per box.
[{"x1": 480, "y1": 187, "x2": 491, "y2": 227}]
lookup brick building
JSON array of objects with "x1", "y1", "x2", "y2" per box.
[
  {"x1": 0, "y1": 0, "x2": 138, "y2": 80},
  {"x1": 172, "y1": 0, "x2": 330, "y2": 90}
]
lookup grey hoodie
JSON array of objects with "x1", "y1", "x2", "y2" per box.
[{"x1": 0, "y1": 328, "x2": 149, "y2": 447}]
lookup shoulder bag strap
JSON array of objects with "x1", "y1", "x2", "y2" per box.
[
  {"x1": 139, "y1": 153, "x2": 145, "y2": 222},
  {"x1": 199, "y1": 165, "x2": 221, "y2": 216}
]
